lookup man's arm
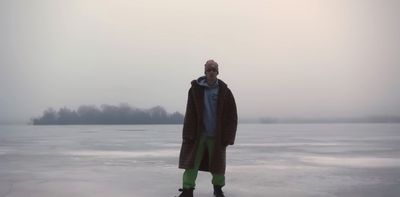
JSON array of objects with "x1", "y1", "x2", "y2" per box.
[
  {"x1": 182, "y1": 87, "x2": 197, "y2": 142},
  {"x1": 222, "y1": 89, "x2": 238, "y2": 146}
]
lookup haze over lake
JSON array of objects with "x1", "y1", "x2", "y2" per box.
[
  {"x1": 1, "y1": 0, "x2": 400, "y2": 124},
  {"x1": 1, "y1": 1, "x2": 399, "y2": 196}
]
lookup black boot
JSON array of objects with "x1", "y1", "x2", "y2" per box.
[
  {"x1": 176, "y1": 188, "x2": 194, "y2": 197},
  {"x1": 213, "y1": 185, "x2": 225, "y2": 197}
]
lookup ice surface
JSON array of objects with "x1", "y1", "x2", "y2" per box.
[{"x1": 0, "y1": 123, "x2": 400, "y2": 197}]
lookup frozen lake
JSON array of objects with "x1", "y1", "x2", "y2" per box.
[{"x1": 0, "y1": 123, "x2": 400, "y2": 197}]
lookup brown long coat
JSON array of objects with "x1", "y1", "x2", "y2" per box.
[{"x1": 178, "y1": 79, "x2": 238, "y2": 174}]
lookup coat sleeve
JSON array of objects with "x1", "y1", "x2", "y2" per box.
[
  {"x1": 182, "y1": 87, "x2": 197, "y2": 142},
  {"x1": 222, "y1": 89, "x2": 238, "y2": 145}
]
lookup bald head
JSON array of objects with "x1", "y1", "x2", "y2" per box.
[
  {"x1": 204, "y1": 59, "x2": 219, "y2": 74},
  {"x1": 204, "y1": 59, "x2": 219, "y2": 84}
]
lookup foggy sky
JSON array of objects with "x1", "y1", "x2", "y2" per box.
[{"x1": 1, "y1": 0, "x2": 400, "y2": 123}]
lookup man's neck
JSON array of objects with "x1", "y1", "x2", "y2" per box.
[{"x1": 207, "y1": 78, "x2": 217, "y2": 86}]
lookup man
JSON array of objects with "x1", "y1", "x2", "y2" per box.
[{"x1": 176, "y1": 59, "x2": 238, "y2": 197}]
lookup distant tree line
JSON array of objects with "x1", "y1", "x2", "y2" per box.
[{"x1": 32, "y1": 104, "x2": 184, "y2": 125}]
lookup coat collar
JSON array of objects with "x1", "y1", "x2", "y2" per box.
[{"x1": 191, "y1": 78, "x2": 227, "y2": 90}]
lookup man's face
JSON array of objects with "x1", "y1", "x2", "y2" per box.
[{"x1": 205, "y1": 65, "x2": 218, "y2": 81}]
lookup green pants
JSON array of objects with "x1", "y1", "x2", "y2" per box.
[{"x1": 182, "y1": 134, "x2": 225, "y2": 189}]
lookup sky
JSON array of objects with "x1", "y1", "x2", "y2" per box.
[{"x1": 1, "y1": 0, "x2": 399, "y2": 123}]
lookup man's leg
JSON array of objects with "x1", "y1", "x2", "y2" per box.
[
  {"x1": 182, "y1": 135, "x2": 206, "y2": 189},
  {"x1": 205, "y1": 137, "x2": 225, "y2": 187}
]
